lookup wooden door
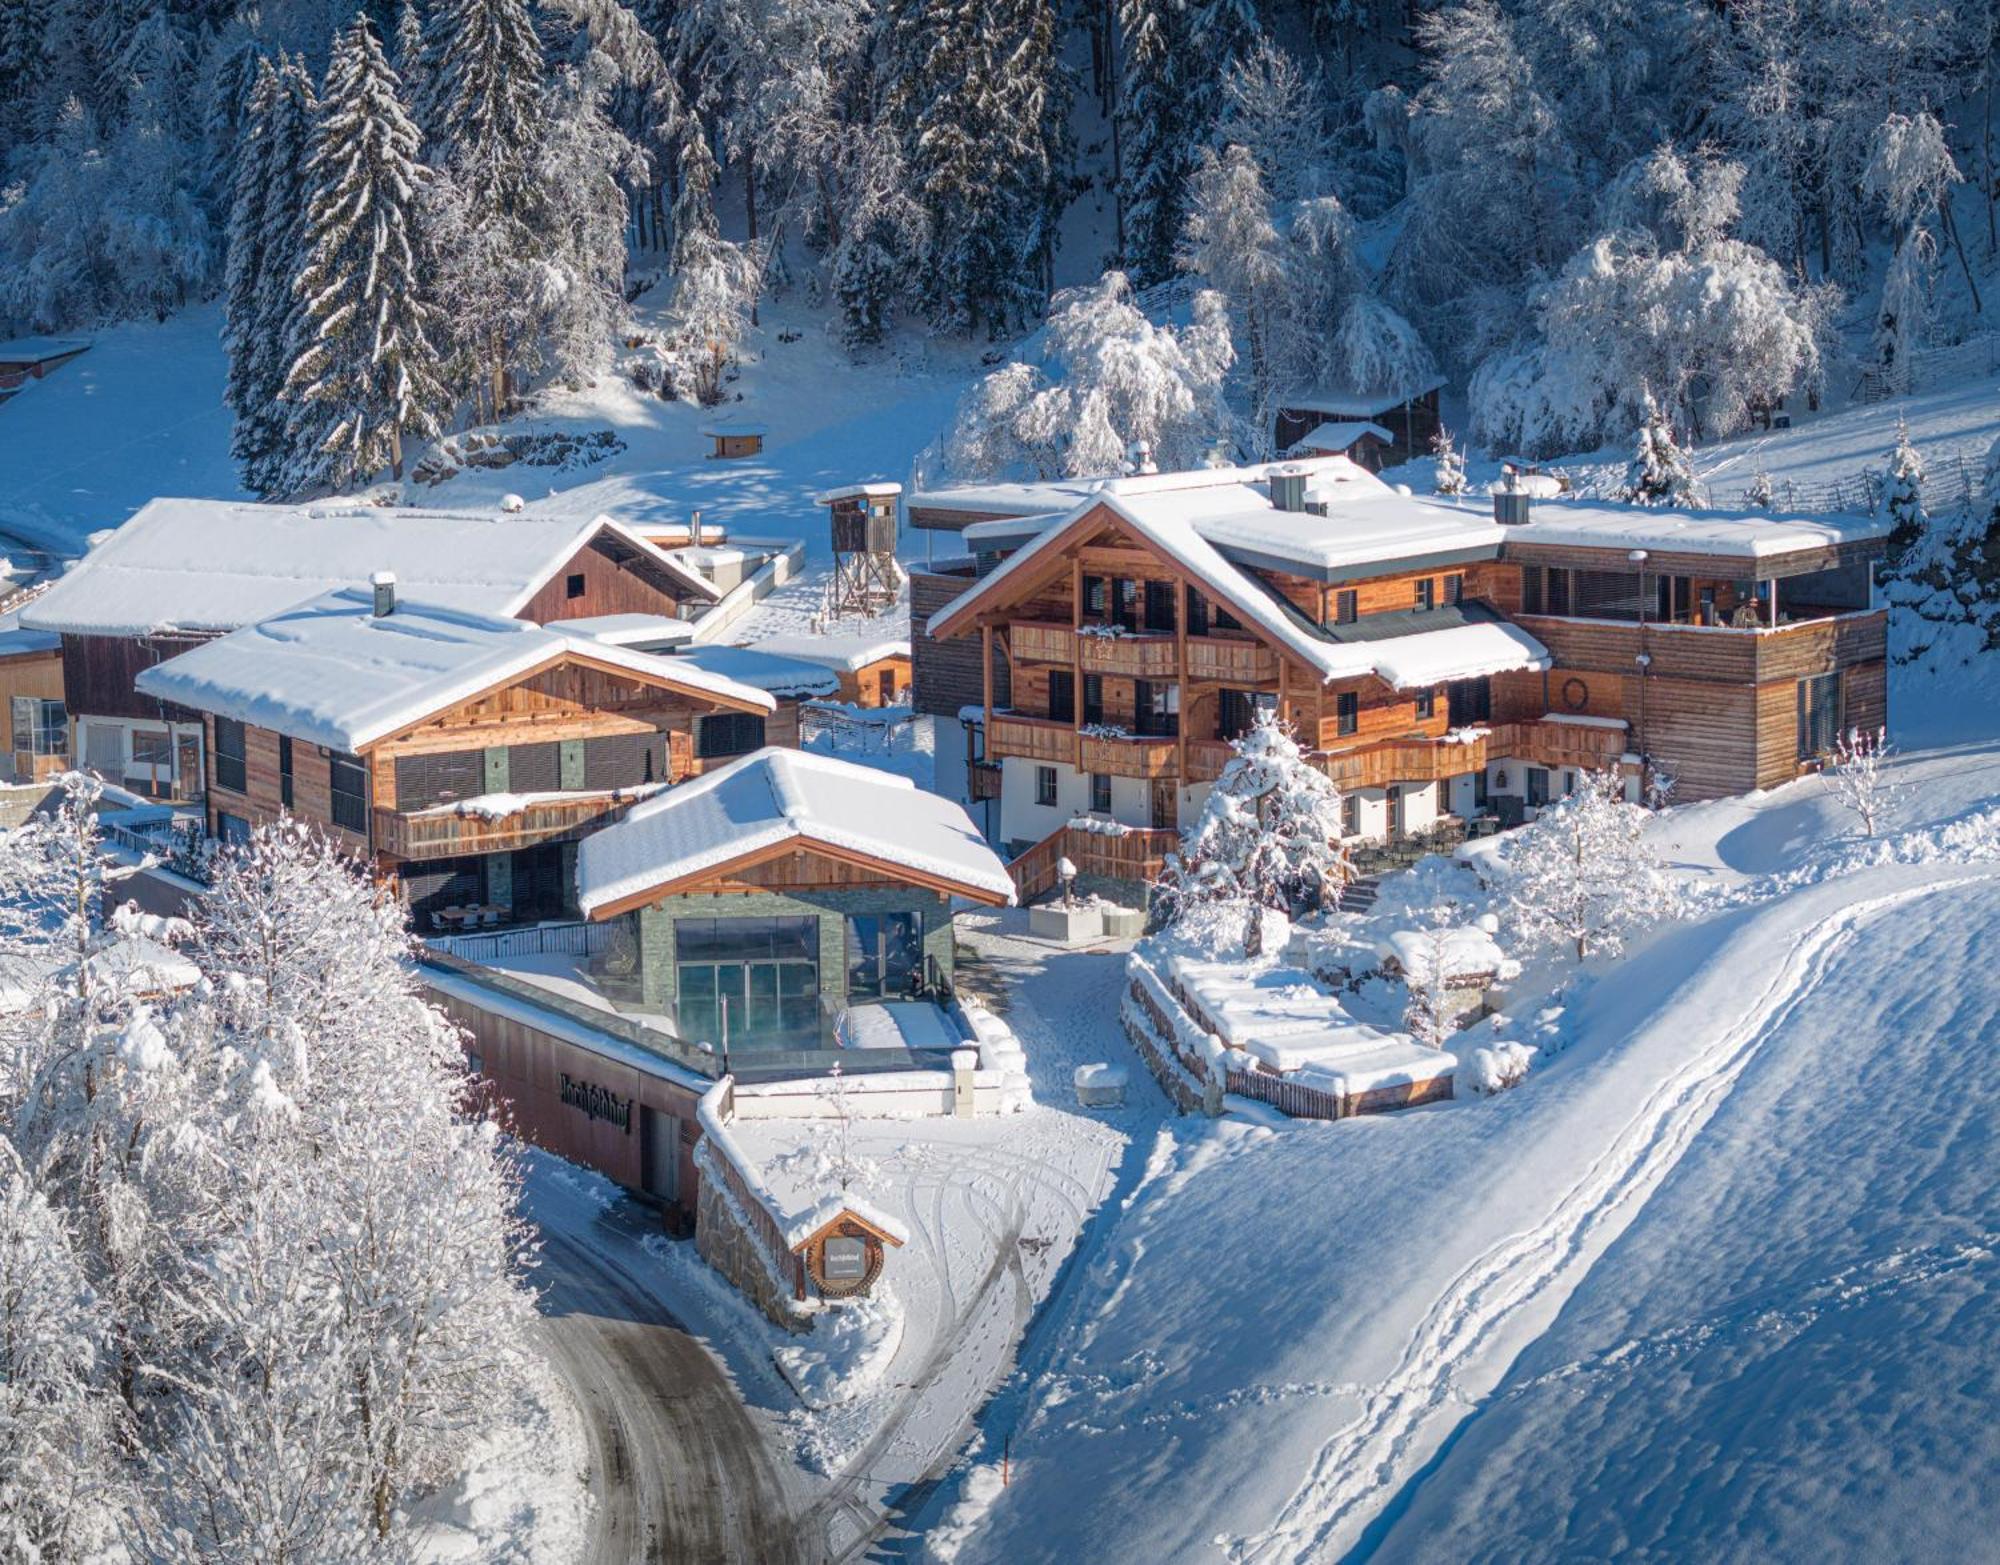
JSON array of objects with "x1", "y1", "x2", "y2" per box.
[{"x1": 1150, "y1": 778, "x2": 1177, "y2": 829}]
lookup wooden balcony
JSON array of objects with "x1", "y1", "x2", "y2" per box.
[
  {"x1": 1078, "y1": 631, "x2": 1178, "y2": 679},
  {"x1": 1009, "y1": 620, "x2": 1075, "y2": 664},
  {"x1": 1487, "y1": 718, "x2": 1629, "y2": 771},
  {"x1": 987, "y1": 712, "x2": 1076, "y2": 766},
  {"x1": 1079, "y1": 732, "x2": 1179, "y2": 779},
  {"x1": 1183, "y1": 635, "x2": 1278, "y2": 685},
  {"x1": 1515, "y1": 608, "x2": 1887, "y2": 685},
  {"x1": 1009, "y1": 822, "x2": 1180, "y2": 902},
  {"x1": 1319, "y1": 733, "x2": 1490, "y2": 791},
  {"x1": 374, "y1": 793, "x2": 630, "y2": 861},
  {"x1": 1184, "y1": 738, "x2": 1234, "y2": 782}
]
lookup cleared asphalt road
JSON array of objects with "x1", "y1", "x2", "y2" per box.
[{"x1": 535, "y1": 1221, "x2": 807, "y2": 1565}]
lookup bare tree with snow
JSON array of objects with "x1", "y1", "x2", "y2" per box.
[
  {"x1": 1499, "y1": 769, "x2": 1678, "y2": 963},
  {"x1": 1819, "y1": 726, "x2": 1897, "y2": 837}
]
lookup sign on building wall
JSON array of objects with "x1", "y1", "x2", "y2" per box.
[{"x1": 560, "y1": 1072, "x2": 633, "y2": 1133}]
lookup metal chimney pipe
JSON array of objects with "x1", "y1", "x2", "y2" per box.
[{"x1": 371, "y1": 571, "x2": 397, "y2": 617}]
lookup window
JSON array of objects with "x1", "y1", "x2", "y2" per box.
[
  {"x1": 1082, "y1": 674, "x2": 1104, "y2": 726},
  {"x1": 1090, "y1": 772, "x2": 1112, "y2": 813},
  {"x1": 675, "y1": 915, "x2": 821, "y2": 1045},
  {"x1": 329, "y1": 751, "x2": 368, "y2": 832},
  {"x1": 1333, "y1": 588, "x2": 1358, "y2": 626},
  {"x1": 1447, "y1": 677, "x2": 1492, "y2": 727},
  {"x1": 1212, "y1": 603, "x2": 1243, "y2": 632},
  {"x1": 1547, "y1": 567, "x2": 1572, "y2": 616},
  {"x1": 1445, "y1": 573, "x2": 1464, "y2": 605},
  {"x1": 1134, "y1": 680, "x2": 1179, "y2": 737},
  {"x1": 823, "y1": 1235, "x2": 867, "y2": 1281},
  {"x1": 10, "y1": 697, "x2": 65, "y2": 756},
  {"x1": 1415, "y1": 578, "x2": 1436, "y2": 611},
  {"x1": 1112, "y1": 577, "x2": 1139, "y2": 630},
  {"x1": 1525, "y1": 566, "x2": 1574, "y2": 617},
  {"x1": 1336, "y1": 691, "x2": 1359, "y2": 737},
  {"x1": 1048, "y1": 669, "x2": 1075, "y2": 723},
  {"x1": 1414, "y1": 688, "x2": 1436, "y2": 721},
  {"x1": 1036, "y1": 765, "x2": 1058, "y2": 807},
  {"x1": 696, "y1": 712, "x2": 767, "y2": 758},
  {"x1": 1797, "y1": 672, "x2": 1841, "y2": 760},
  {"x1": 1082, "y1": 574, "x2": 1107, "y2": 620},
  {"x1": 1218, "y1": 688, "x2": 1254, "y2": 741},
  {"x1": 1143, "y1": 579, "x2": 1176, "y2": 633},
  {"x1": 213, "y1": 718, "x2": 247, "y2": 793},
  {"x1": 278, "y1": 734, "x2": 293, "y2": 807},
  {"x1": 565, "y1": 572, "x2": 586, "y2": 599},
  {"x1": 878, "y1": 668, "x2": 897, "y2": 703},
  {"x1": 1526, "y1": 767, "x2": 1550, "y2": 806},
  {"x1": 1341, "y1": 794, "x2": 1360, "y2": 837},
  {"x1": 131, "y1": 728, "x2": 171, "y2": 769},
  {"x1": 1184, "y1": 585, "x2": 1210, "y2": 637},
  {"x1": 216, "y1": 811, "x2": 252, "y2": 845}
]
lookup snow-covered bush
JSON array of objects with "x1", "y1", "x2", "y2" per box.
[
  {"x1": 1497, "y1": 770, "x2": 1678, "y2": 962},
  {"x1": 945, "y1": 272, "x2": 1235, "y2": 479},
  {"x1": 1157, "y1": 710, "x2": 1347, "y2": 956},
  {"x1": 1431, "y1": 425, "x2": 1466, "y2": 496},
  {"x1": 1463, "y1": 1040, "x2": 1533, "y2": 1095}
]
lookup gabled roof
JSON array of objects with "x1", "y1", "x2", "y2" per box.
[
  {"x1": 665, "y1": 644, "x2": 843, "y2": 699},
  {"x1": 1288, "y1": 421, "x2": 1395, "y2": 454},
  {"x1": 1280, "y1": 378, "x2": 1447, "y2": 418},
  {"x1": 21, "y1": 499, "x2": 717, "y2": 639},
  {"x1": 575, "y1": 747, "x2": 1015, "y2": 917},
  {"x1": 133, "y1": 588, "x2": 773, "y2": 753},
  {"x1": 786, "y1": 1200, "x2": 909, "y2": 1252}
]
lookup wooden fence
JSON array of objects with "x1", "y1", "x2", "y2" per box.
[
  {"x1": 1009, "y1": 821, "x2": 1180, "y2": 903},
  {"x1": 697, "y1": 1080, "x2": 810, "y2": 1302},
  {"x1": 427, "y1": 918, "x2": 619, "y2": 963}
]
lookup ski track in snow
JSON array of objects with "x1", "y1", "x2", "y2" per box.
[{"x1": 1227, "y1": 873, "x2": 1997, "y2": 1565}]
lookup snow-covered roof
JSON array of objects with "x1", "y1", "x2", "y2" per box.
[
  {"x1": 927, "y1": 459, "x2": 1516, "y2": 686},
  {"x1": 1368, "y1": 620, "x2": 1551, "y2": 690},
  {"x1": 0, "y1": 337, "x2": 88, "y2": 363},
  {"x1": 1375, "y1": 926, "x2": 1515, "y2": 982},
  {"x1": 750, "y1": 632, "x2": 911, "y2": 673},
  {"x1": 699, "y1": 419, "x2": 768, "y2": 437},
  {"x1": 21, "y1": 499, "x2": 718, "y2": 638},
  {"x1": 132, "y1": 588, "x2": 773, "y2": 753},
  {"x1": 666, "y1": 644, "x2": 843, "y2": 698},
  {"x1": 1512, "y1": 500, "x2": 1892, "y2": 558},
  {"x1": 1288, "y1": 421, "x2": 1395, "y2": 454},
  {"x1": 815, "y1": 481, "x2": 903, "y2": 504},
  {"x1": 1281, "y1": 378, "x2": 1446, "y2": 418},
  {"x1": 575, "y1": 747, "x2": 1015, "y2": 915},
  {"x1": 557, "y1": 612, "x2": 696, "y2": 648},
  {"x1": 906, "y1": 476, "x2": 1110, "y2": 521},
  {"x1": 0, "y1": 616, "x2": 59, "y2": 658}
]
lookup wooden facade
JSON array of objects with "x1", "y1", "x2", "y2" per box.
[
  {"x1": 924, "y1": 496, "x2": 1894, "y2": 828},
  {"x1": 514, "y1": 534, "x2": 707, "y2": 624},
  {"x1": 0, "y1": 639, "x2": 67, "y2": 783}
]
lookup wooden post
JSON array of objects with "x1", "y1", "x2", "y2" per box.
[
  {"x1": 1072, "y1": 558, "x2": 1086, "y2": 774},
  {"x1": 1174, "y1": 573, "x2": 1188, "y2": 790},
  {"x1": 981, "y1": 623, "x2": 994, "y2": 734},
  {"x1": 1769, "y1": 577, "x2": 1779, "y2": 628}
]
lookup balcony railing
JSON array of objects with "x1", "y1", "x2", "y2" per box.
[
  {"x1": 1184, "y1": 738, "x2": 1235, "y2": 782},
  {"x1": 1319, "y1": 733, "x2": 1490, "y2": 791},
  {"x1": 374, "y1": 792, "x2": 634, "y2": 860},
  {"x1": 1078, "y1": 631, "x2": 1178, "y2": 679},
  {"x1": 987, "y1": 712, "x2": 1076, "y2": 766},
  {"x1": 1183, "y1": 635, "x2": 1278, "y2": 685},
  {"x1": 1079, "y1": 732, "x2": 1179, "y2": 779},
  {"x1": 1486, "y1": 719, "x2": 1628, "y2": 771},
  {"x1": 1010, "y1": 621, "x2": 1075, "y2": 664}
]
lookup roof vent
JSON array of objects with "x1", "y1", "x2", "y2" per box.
[
  {"x1": 1269, "y1": 467, "x2": 1308, "y2": 513},
  {"x1": 370, "y1": 570, "x2": 397, "y2": 617},
  {"x1": 1492, "y1": 476, "x2": 1532, "y2": 527}
]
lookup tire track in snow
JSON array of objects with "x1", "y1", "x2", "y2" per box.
[{"x1": 1228, "y1": 878, "x2": 1989, "y2": 1565}]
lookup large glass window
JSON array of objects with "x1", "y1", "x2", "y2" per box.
[
  {"x1": 329, "y1": 751, "x2": 368, "y2": 832},
  {"x1": 1797, "y1": 673, "x2": 1841, "y2": 760},
  {"x1": 1134, "y1": 680, "x2": 1179, "y2": 737},
  {"x1": 1447, "y1": 677, "x2": 1492, "y2": 727},
  {"x1": 674, "y1": 915, "x2": 820, "y2": 1047},
  {"x1": 278, "y1": 735, "x2": 293, "y2": 807},
  {"x1": 1143, "y1": 580, "x2": 1176, "y2": 633},
  {"x1": 846, "y1": 911, "x2": 923, "y2": 999},
  {"x1": 1336, "y1": 691, "x2": 1359, "y2": 737},
  {"x1": 212, "y1": 718, "x2": 247, "y2": 793},
  {"x1": 1048, "y1": 669, "x2": 1075, "y2": 723}
]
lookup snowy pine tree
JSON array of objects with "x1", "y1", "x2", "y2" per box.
[
  {"x1": 1116, "y1": 0, "x2": 1196, "y2": 285},
  {"x1": 1161, "y1": 709, "x2": 1348, "y2": 956},
  {"x1": 1883, "y1": 419, "x2": 1927, "y2": 560},
  {"x1": 1431, "y1": 425, "x2": 1465, "y2": 495},
  {"x1": 1179, "y1": 143, "x2": 1287, "y2": 445},
  {"x1": 1619, "y1": 397, "x2": 1699, "y2": 507},
  {"x1": 282, "y1": 15, "x2": 449, "y2": 492}
]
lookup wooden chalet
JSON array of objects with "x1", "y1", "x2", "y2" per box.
[
  {"x1": 0, "y1": 617, "x2": 67, "y2": 784},
  {"x1": 0, "y1": 337, "x2": 88, "y2": 400},
  {"x1": 20, "y1": 499, "x2": 721, "y2": 803},
  {"x1": 133, "y1": 583, "x2": 779, "y2": 930},
  {"x1": 1286, "y1": 420, "x2": 1396, "y2": 471},
  {"x1": 1274, "y1": 379, "x2": 1446, "y2": 468},
  {"x1": 700, "y1": 420, "x2": 767, "y2": 459},
  {"x1": 916, "y1": 457, "x2": 1891, "y2": 888}
]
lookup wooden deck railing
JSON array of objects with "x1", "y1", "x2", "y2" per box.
[
  {"x1": 1319, "y1": 733, "x2": 1490, "y2": 790},
  {"x1": 1009, "y1": 821, "x2": 1180, "y2": 903},
  {"x1": 1078, "y1": 632, "x2": 1178, "y2": 679},
  {"x1": 1183, "y1": 635, "x2": 1278, "y2": 684},
  {"x1": 1079, "y1": 732, "x2": 1179, "y2": 779},
  {"x1": 1010, "y1": 621, "x2": 1075, "y2": 664},
  {"x1": 987, "y1": 712, "x2": 1076, "y2": 766},
  {"x1": 1486, "y1": 719, "x2": 1629, "y2": 771},
  {"x1": 374, "y1": 793, "x2": 633, "y2": 860}
]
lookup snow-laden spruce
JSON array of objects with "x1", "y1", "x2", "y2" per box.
[
  {"x1": 0, "y1": 786, "x2": 540, "y2": 1558},
  {"x1": 1158, "y1": 709, "x2": 1349, "y2": 957},
  {"x1": 282, "y1": 15, "x2": 451, "y2": 492}
]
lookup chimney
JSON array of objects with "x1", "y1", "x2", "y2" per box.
[
  {"x1": 1492, "y1": 473, "x2": 1532, "y2": 527},
  {"x1": 1128, "y1": 439, "x2": 1158, "y2": 476},
  {"x1": 371, "y1": 570, "x2": 397, "y2": 617},
  {"x1": 1268, "y1": 466, "x2": 1308, "y2": 513}
]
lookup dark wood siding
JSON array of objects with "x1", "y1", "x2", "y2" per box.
[
  {"x1": 911, "y1": 568, "x2": 1009, "y2": 718},
  {"x1": 62, "y1": 632, "x2": 209, "y2": 721},
  {"x1": 517, "y1": 537, "x2": 695, "y2": 625}
]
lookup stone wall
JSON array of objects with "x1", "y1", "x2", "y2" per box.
[{"x1": 693, "y1": 1146, "x2": 811, "y2": 1333}]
